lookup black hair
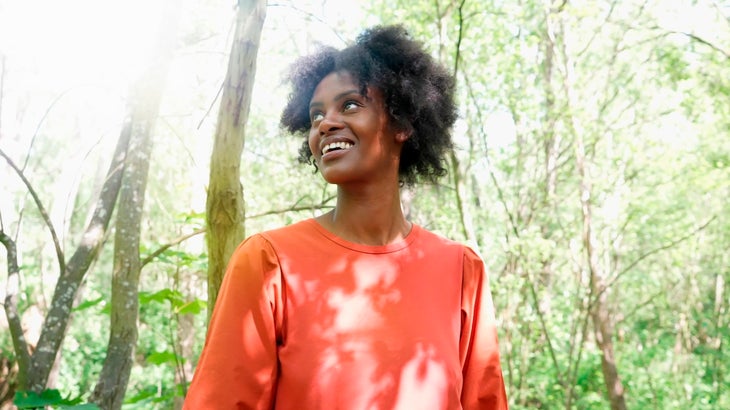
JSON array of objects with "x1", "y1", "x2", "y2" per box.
[{"x1": 280, "y1": 25, "x2": 457, "y2": 186}]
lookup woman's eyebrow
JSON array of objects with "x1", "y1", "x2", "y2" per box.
[{"x1": 309, "y1": 89, "x2": 361, "y2": 109}]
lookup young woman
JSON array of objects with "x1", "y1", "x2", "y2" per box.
[{"x1": 184, "y1": 25, "x2": 508, "y2": 410}]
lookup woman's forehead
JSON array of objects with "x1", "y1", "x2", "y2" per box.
[
  {"x1": 310, "y1": 70, "x2": 380, "y2": 103},
  {"x1": 313, "y1": 71, "x2": 357, "y2": 93}
]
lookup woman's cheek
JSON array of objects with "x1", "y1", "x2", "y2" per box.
[{"x1": 308, "y1": 132, "x2": 320, "y2": 160}]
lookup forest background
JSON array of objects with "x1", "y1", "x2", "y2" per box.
[{"x1": 1, "y1": 0, "x2": 728, "y2": 409}]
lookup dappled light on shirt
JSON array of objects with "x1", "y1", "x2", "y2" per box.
[
  {"x1": 183, "y1": 219, "x2": 508, "y2": 409},
  {"x1": 323, "y1": 257, "x2": 402, "y2": 333},
  {"x1": 393, "y1": 342, "x2": 449, "y2": 410},
  {"x1": 276, "y1": 223, "x2": 461, "y2": 408}
]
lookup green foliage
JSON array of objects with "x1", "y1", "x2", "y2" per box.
[
  {"x1": 13, "y1": 389, "x2": 99, "y2": 409},
  {"x1": 121, "y1": 384, "x2": 186, "y2": 409},
  {"x1": 139, "y1": 288, "x2": 206, "y2": 317}
]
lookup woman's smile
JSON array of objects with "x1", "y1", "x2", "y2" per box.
[{"x1": 321, "y1": 140, "x2": 354, "y2": 156}]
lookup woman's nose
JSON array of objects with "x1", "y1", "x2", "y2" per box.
[{"x1": 318, "y1": 112, "x2": 344, "y2": 135}]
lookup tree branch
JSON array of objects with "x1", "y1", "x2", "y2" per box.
[
  {"x1": 0, "y1": 230, "x2": 30, "y2": 388},
  {"x1": 452, "y1": 0, "x2": 467, "y2": 76},
  {"x1": 267, "y1": 3, "x2": 347, "y2": 44},
  {"x1": 593, "y1": 216, "x2": 717, "y2": 308},
  {"x1": 141, "y1": 228, "x2": 206, "y2": 268},
  {"x1": 0, "y1": 149, "x2": 65, "y2": 276},
  {"x1": 247, "y1": 199, "x2": 336, "y2": 219},
  {"x1": 680, "y1": 31, "x2": 730, "y2": 59},
  {"x1": 460, "y1": 67, "x2": 520, "y2": 239}
]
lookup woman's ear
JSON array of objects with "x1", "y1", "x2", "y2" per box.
[
  {"x1": 389, "y1": 119, "x2": 412, "y2": 143},
  {"x1": 395, "y1": 124, "x2": 412, "y2": 143},
  {"x1": 396, "y1": 131, "x2": 409, "y2": 143}
]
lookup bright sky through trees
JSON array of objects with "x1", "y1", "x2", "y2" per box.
[{"x1": 0, "y1": 0, "x2": 370, "y2": 217}]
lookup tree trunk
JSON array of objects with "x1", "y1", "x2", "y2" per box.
[
  {"x1": 568, "y1": 44, "x2": 628, "y2": 410},
  {"x1": 548, "y1": 3, "x2": 628, "y2": 407},
  {"x1": 90, "y1": 1, "x2": 180, "y2": 408},
  {"x1": 576, "y1": 149, "x2": 627, "y2": 410},
  {"x1": 89, "y1": 108, "x2": 155, "y2": 410},
  {"x1": 0, "y1": 231, "x2": 28, "y2": 390},
  {"x1": 205, "y1": 0, "x2": 267, "y2": 319},
  {"x1": 5, "y1": 122, "x2": 131, "y2": 393}
]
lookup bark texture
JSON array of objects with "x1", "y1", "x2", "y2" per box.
[
  {"x1": 89, "y1": 113, "x2": 155, "y2": 410},
  {"x1": 12, "y1": 125, "x2": 131, "y2": 393},
  {"x1": 0, "y1": 231, "x2": 28, "y2": 389},
  {"x1": 205, "y1": 0, "x2": 267, "y2": 318},
  {"x1": 90, "y1": 1, "x2": 180, "y2": 408}
]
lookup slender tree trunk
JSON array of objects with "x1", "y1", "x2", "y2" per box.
[
  {"x1": 571, "y1": 97, "x2": 627, "y2": 410},
  {"x1": 89, "y1": 108, "x2": 155, "y2": 410},
  {"x1": 0, "y1": 232, "x2": 28, "y2": 390},
  {"x1": 8, "y1": 123, "x2": 130, "y2": 393},
  {"x1": 565, "y1": 36, "x2": 628, "y2": 410},
  {"x1": 547, "y1": 3, "x2": 628, "y2": 407},
  {"x1": 576, "y1": 144, "x2": 626, "y2": 410},
  {"x1": 90, "y1": 1, "x2": 180, "y2": 408},
  {"x1": 435, "y1": 0, "x2": 476, "y2": 245},
  {"x1": 205, "y1": 0, "x2": 267, "y2": 318},
  {"x1": 590, "y1": 281, "x2": 627, "y2": 410}
]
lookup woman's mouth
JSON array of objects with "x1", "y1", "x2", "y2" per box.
[{"x1": 322, "y1": 141, "x2": 354, "y2": 155}]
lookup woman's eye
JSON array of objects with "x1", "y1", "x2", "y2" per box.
[
  {"x1": 311, "y1": 112, "x2": 324, "y2": 124},
  {"x1": 343, "y1": 101, "x2": 359, "y2": 111}
]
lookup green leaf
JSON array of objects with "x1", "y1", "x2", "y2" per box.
[
  {"x1": 72, "y1": 297, "x2": 105, "y2": 312},
  {"x1": 100, "y1": 303, "x2": 111, "y2": 316},
  {"x1": 146, "y1": 351, "x2": 178, "y2": 365},
  {"x1": 14, "y1": 389, "x2": 63, "y2": 408},
  {"x1": 123, "y1": 386, "x2": 157, "y2": 405},
  {"x1": 59, "y1": 404, "x2": 100, "y2": 410},
  {"x1": 175, "y1": 299, "x2": 206, "y2": 315},
  {"x1": 139, "y1": 289, "x2": 184, "y2": 308}
]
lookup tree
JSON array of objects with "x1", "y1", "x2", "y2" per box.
[
  {"x1": 1, "y1": 125, "x2": 129, "y2": 393},
  {"x1": 89, "y1": 1, "x2": 182, "y2": 408},
  {"x1": 205, "y1": 0, "x2": 267, "y2": 317}
]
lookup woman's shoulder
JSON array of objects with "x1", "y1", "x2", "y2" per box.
[
  {"x1": 231, "y1": 219, "x2": 313, "y2": 249},
  {"x1": 242, "y1": 218, "x2": 320, "y2": 250},
  {"x1": 415, "y1": 225, "x2": 485, "y2": 263},
  {"x1": 260, "y1": 218, "x2": 316, "y2": 238},
  {"x1": 415, "y1": 225, "x2": 466, "y2": 250}
]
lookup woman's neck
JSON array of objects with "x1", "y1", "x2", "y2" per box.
[{"x1": 317, "y1": 182, "x2": 411, "y2": 246}]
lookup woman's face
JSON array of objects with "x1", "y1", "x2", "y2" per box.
[{"x1": 307, "y1": 71, "x2": 405, "y2": 186}]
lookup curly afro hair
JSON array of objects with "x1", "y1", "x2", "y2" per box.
[{"x1": 280, "y1": 25, "x2": 457, "y2": 186}]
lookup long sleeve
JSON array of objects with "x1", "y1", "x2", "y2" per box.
[
  {"x1": 184, "y1": 234, "x2": 284, "y2": 410},
  {"x1": 459, "y1": 247, "x2": 508, "y2": 410}
]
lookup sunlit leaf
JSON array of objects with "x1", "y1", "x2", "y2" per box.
[
  {"x1": 175, "y1": 299, "x2": 206, "y2": 315},
  {"x1": 146, "y1": 351, "x2": 178, "y2": 365},
  {"x1": 72, "y1": 297, "x2": 105, "y2": 312}
]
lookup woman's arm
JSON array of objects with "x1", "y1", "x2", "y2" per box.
[
  {"x1": 184, "y1": 235, "x2": 284, "y2": 410},
  {"x1": 460, "y1": 247, "x2": 509, "y2": 410}
]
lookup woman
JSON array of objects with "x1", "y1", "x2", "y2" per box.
[{"x1": 184, "y1": 25, "x2": 508, "y2": 410}]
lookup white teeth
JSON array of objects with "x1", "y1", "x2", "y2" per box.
[{"x1": 322, "y1": 141, "x2": 353, "y2": 155}]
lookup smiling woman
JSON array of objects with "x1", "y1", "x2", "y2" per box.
[{"x1": 184, "y1": 25, "x2": 508, "y2": 410}]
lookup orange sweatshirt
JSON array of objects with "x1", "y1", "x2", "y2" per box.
[{"x1": 184, "y1": 219, "x2": 507, "y2": 409}]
